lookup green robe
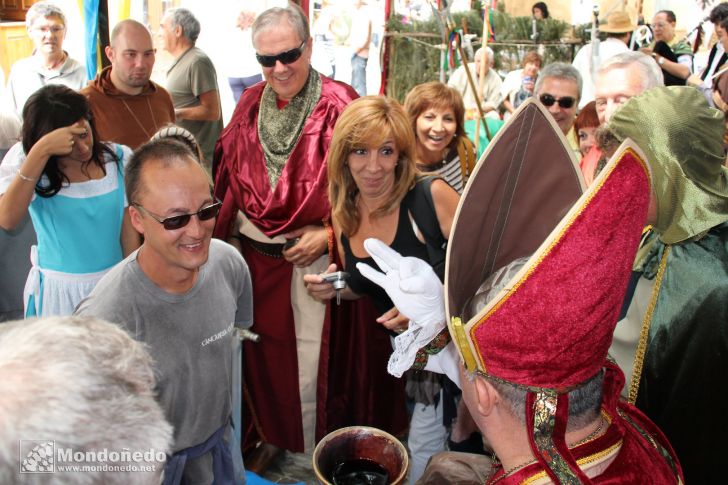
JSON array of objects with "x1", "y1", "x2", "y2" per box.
[{"x1": 634, "y1": 223, "x2": 728, "y2": 484}]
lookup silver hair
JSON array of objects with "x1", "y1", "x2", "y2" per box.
[
  {"x1": 464, "y1": 256, "x2": 529, "y2": 322},
  {"x1": 166, "y1": 7, "x2": 201, "y2": 44},
  {"x1": 475, "y1": 46, "x2": 495, "y2": 66},
  {"x1": 487, "y1": 371, "x2": 604, "y2": 431},
  {"x1": 535, "y1": 62, "x2": 583, "y2": 101},
  {"x1": 251, "y1": 3, "x2": 310, "y2": 49},
  {"x1": 26, "y1": 2, "x2": 67, "y2": 30},
  {"x1": 598, "y1": 51, "x2": 664, "y2": 92},
  {"x1": 0, "y1": 316, "x2": 172, "y2": 485}
]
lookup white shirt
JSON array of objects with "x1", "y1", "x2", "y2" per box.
[
  {"x1": 500, "y1": 69, "x2": 524, "y2": 103},
  {"x1": 4, "y1": 54, "x2": 86, "y2": 120},
  {"x1": 0, "y1": 67, "x2": 20, "y2": 149},
  {"x1": 702, "y1": 42, "x2": 726, "y2": 86},
  {"x1": 447, "y1": 63, "x2": 503, "y2": 116}
]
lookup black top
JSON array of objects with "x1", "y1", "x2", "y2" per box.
[{"x1": 342, "y1": 200, "x2": 432, "y2": 315}]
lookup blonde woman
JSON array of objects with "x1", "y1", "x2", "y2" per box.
[{"x1": 304, "y1": 96, "x2": 459, "y2": 482}]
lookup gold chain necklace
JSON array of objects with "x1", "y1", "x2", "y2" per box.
[
  {"x1": 572, "y1": 415, "x2": 606, "y2": 447},
  {"x1": 488, "y1": 416, "x2": 607, "y2": 483},
  {"x1": 121, "y1": 97, "x2": 158, "y2": 140}
]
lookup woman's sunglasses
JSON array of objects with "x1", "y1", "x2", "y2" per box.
[
  {"x1": 539, "y1": 94, "x2": 576, "y2": 109},
  {"x1": 255, "y1": 41, "x2": 306, "y2": 68},
  {"x1": 134, "y1": 201, "x2": 222, "y2": 231}
]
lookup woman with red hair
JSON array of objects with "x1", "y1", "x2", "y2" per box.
[{"x1": 574, "y1": 101, "x2": 600, "y2": 185}]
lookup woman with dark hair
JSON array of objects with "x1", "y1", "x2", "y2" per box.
[
  {"x1": 303, "y1": 96, "x2": 460, "y2": 482},
  {"x1": 0, "y1": 85, "x2": 138, "y2": 316},
  {"x1": 532, "y1": 2, "x2": 549, "y2": 20}
]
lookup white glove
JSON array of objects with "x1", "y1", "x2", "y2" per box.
[
  {"x1": 357, "y1": 238, "x2": 445, "y2": 328},
  {"x1": 357, "y1": 238, "x2": 448, "y2": 378},
  {"x1": 424, "y1": 342, "x2": 461, "y2": 388}
]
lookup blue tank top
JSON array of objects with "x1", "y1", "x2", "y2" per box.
[{"x1": 29, "y1": 148, "x2": 125, "y2": 274}]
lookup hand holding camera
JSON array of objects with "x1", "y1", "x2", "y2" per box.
[
  {"x1": 320, "y1": 271, "x2": 349, "y2": 305},
  {"x1": 303, "y1": 263, "x2": 350, "y2": 305}
]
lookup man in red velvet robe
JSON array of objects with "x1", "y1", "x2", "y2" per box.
[{"x1": 213, "y1": 4, "x2": 407, "y2": 464}]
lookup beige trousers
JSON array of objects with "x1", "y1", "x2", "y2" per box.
[{"x1": 238, "y1": 213, "x2": 326, "y2": 451}]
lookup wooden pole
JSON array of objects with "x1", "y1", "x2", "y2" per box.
[
  {"x1": 474, "y1": 3, "x2": 491, "y2": 153},
  {"x1": 453, "y1": 33, "x2": 490, "y2": 142}
]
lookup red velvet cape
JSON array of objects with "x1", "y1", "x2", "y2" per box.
[
  {"x1": 488, "y1": 364, "x2": 683, "y2": 484},
  {"x1": 213, "y1": 75, "x2": 407, "y2": 451},
  {"x1": 214, "y1": 76, "x2": 357, "y2": 238}
]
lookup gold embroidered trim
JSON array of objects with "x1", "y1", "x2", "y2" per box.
[
  {"x1": 628, "y1": 245, "x2": 671, "y2": 404},
  {"x1": 531, "y1": 390, "x2": 582, "y2": 485},
  {"x1": 618, "y1": 407, "x2": 682, "y2": 483},
  {"x1": 521, "y1": 440, "x2": 622, "y2": 485},
  {"x1": 450, "y1": 316, "x2": 478, "y2": 372},
  {"x1": 469, "y1": 147, "x2": 650, "y2": 372}
]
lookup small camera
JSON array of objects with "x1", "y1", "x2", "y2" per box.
[
  {"x1": 321, "y1": 271, "x2": 349, "y2": 305},
  {"x1": 320, "y1": 271, "x2": 349, "y2": 290}
]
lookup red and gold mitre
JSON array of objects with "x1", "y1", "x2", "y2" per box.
[
  {"x1": 445, "y1": 98, "x2": 653, "y2": 482},
  {"x1": 445, "y1": 98, "x2": 585, "y2": 375},
  {"x1": 445, "y1": 98, "x2": 651, "y2": 384}
]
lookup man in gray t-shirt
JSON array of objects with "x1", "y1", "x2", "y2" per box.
[
  {"x1": 161, "y1": 8, "x2": 223, "y2": 169},
  {"x1": 76, "y1": 138, "x2": 252, "y2": 484}
]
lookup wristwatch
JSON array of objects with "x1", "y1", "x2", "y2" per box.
[{"x1": 658, "y1": 56, "x2": 665, "y2": 66}]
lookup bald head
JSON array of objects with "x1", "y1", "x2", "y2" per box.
[
  {"x1": 126, "y1": 138, "x2": 206, "y2": 204},
  {"x1": 105, "y1": 20, "x2": 155, "y2": 95},
  {"x1": 110, "y1": 19, "x2": 151, "y2": 47}
]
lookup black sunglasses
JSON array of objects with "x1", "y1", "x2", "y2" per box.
[
  {"x1": 255, "y1": 41, "x2": 306, "y2": 68},
  {"x1": 539, "y1": 93, "x2": 576, "y2": 109},
  {"x1": 134, "y1": 201, "x2": 222, "y2": 231}
]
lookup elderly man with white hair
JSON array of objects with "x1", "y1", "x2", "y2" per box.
[
  {"x1": 594, "y1": 51, "x2": 664, "y2": 124},
  {"x1": 447, "y1": 46, "x2": 502, "y2": 119},
  {"x1": 578, "y1": 51, "x2": 663, "y2": 185},
  {"x1": 0, "y1": 315, "x2": 172, "y2": 484}
]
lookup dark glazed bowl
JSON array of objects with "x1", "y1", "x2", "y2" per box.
[{"x1": 312, "y1": 426, "x2": 409, "y2": 484}]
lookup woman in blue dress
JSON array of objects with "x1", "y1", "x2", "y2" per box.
[{"x1": 0, "y1": 85, "x2": 139, "y2": 316}]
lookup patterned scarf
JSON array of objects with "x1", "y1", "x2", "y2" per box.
[{"x1": 258, "y1": 69, "x2": 322, "y2": 188}]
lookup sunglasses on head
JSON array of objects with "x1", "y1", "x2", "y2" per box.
[
  {"x1": 134, "y1": 201, "x2": 222, "y2": 230},
  {"x1": 539, "y1": 93, "x2": 576, "y2": 109},
  {"x1": 255, "y1": 41, "x2": 306, "y2": 68}
]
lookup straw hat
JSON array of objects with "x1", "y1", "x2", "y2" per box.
[{"x1": 601, "y1": 11, "x2": 637, "y2": 33}]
